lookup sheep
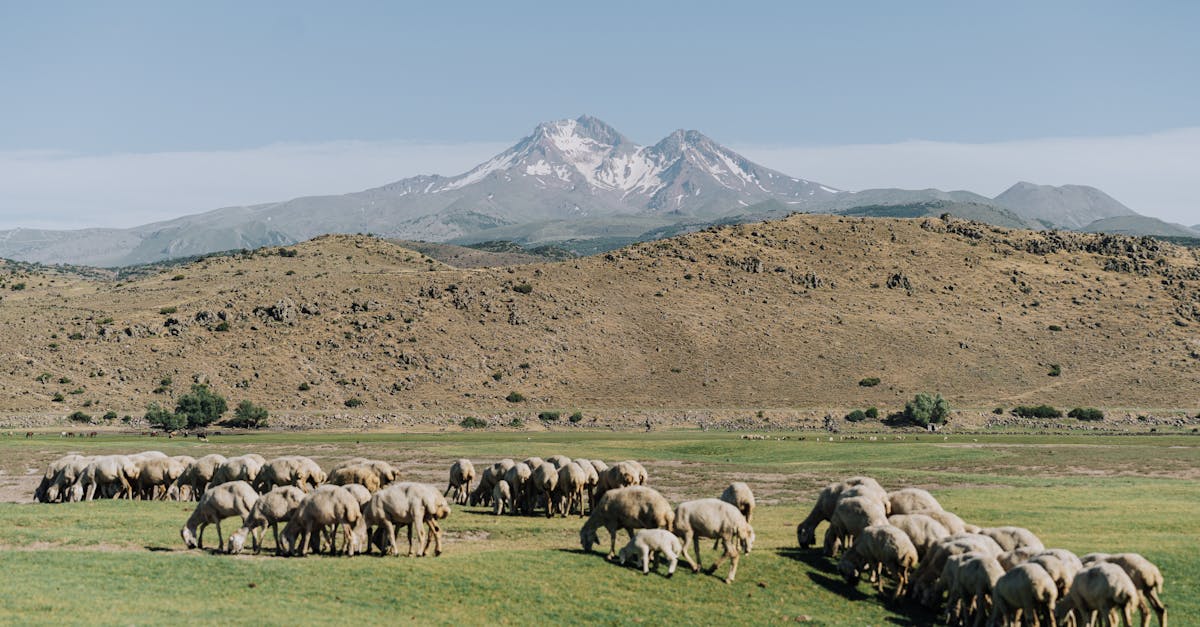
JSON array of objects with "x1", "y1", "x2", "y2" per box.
[
  {"x1": 673, "y1": 498, "x2": 754, "y2": 584},
  {"x1": 492, "y1": 480, "x2": 511, "y2": 516},
  {"x1": 123, "y1": 451, "x2": 169, "y2": 499},
  {"x1": 979, "y1": 526, "x2": 1045, "y2": 553},
  {"x1": 522, "y1": 457, "x2": 546, "y2": 472},
  {"x1": 468, "y1": 464, "x2": 500, "y2": 506},
  {"x1": 362, "y1": 482, "x2": 449, "y2": 557},
  {"x1": 81, "y1": 455, "x2": 135, "y2": 500},
  {"x1": 340, "y1": 483, "x2": 372, "y2": 507},
  {"x1": 1057, "y1": 563, "x2": 1139, "y2": 627},
  {"x1": 332, "y1": 458, "x2": 398, "y2": 487},
  {"x1": 887, "y1": 513, "x2": 950, "y2": 561},
  {"x1": 228, "y1": 485, "x2": 305, "y2": 555},
  {"x1": 557, "y1": 462, "x2": 588, "y2": 518},
  {"x1": 621, "y1": 460, "x2": 649, "y2": 485},
  {"x1": 941, "y1": 553, "x2": 1004, "y2": 627},
  {"x1": 998, "y1": 547, "x2": 1041, "y2": 571},
  {"x1": 181, "y1": 480, "x2": 258, "y2": 551},
  {"x1": 209, "y1": 455, "x2": 267, "y2": 488},
  {"x1": 405, "y1": 483, "x2": 451, "y2": 557},
  {"x1": 579, "y1": 486, "x2": 674, "y2": 559},
  {"x1": 913, "y1": 508, "x2": 970, "y2": 535},
  {"x1": 444, "y1": 459, "x2": 475, "y2": 505},
  {"x1": 35, "y1": 455, "x2": 85, "y2": 502},
  {"x1": 1029, "y1": 550, "x2": 1083, "y2": 600},
  {"x1": 172, "y1": 454, "x2": 226, "y2": 501},
  {"x1": 838, "y1": 524, "x2": 918, "y2": 600},
  {"x1": 796, "y1": 481, "x2": 849, "y2": 547},
  {"x1": 888, "y1": 487, "x2": 943, "y2": 515},
  {"x1": 573, "y1": 458, "x2": 600, "y2": 507},
  {"x1": 328, "y1": 464, "x2": 382, "y2": 493},
  {"x1": 589, "y1": 459, "x2": 608, "y2": 475},
  {"x1": 255, "y1": 456, "x2": 325, "y2": 493},
  {"x1": 281, "y1": 484, "x2": 363, "y2": 556},
  {"x1": 841, "y1": 483, "x2": 891, "y2": 514},
  {"x1": 823, "y1": 495, "x2": 888, "y2": 556},
  {"x1": 618, "y1": 528, "x2": 685, "y2": 576},
  {"x1": 913, "y1": 534, "x2": 1006, "y2": 607},
  {"x1": 546, "y1": 454, "x2": 573, "y2": 469},
  {"x1": 594, "y1": 461, "x2": 644, "y2": 506},
  {"x1": 1081, "y1": 553, "x2": 1167, "y2": 627},
  {"x1": 503, "y1": 462, "x2": 533, "y2": 515},
  {"x1": 134, "y1": 456, "x2": 188, "y2": 500},
  {"x1": 719, "y1": 482, "x2": 755, "y2": 522},
  {"x1": 38, "y1": 455, "x2": 92, "y2": 503},
  {"x1": 989, "y1": 563, "x2": 1057, "y2": 627},
  {"x1": 531, "y1": 461, "x2": 559, "y2": 517}
]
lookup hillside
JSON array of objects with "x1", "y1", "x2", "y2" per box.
[
  {"x1": 1, "y1": 217, "x2": 1198, "y2": 423},
  {"x1": 994, "y1": 182, "x2": 1138, "y2": 229},
  {"x1": 1083, "y1": 215, "x2": 1199, "y2": 238}
]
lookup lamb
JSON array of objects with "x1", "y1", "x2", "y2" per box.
[
  {"x1": 557, "y1": 462, "x2": 588, "y2": 517},
  {"x1": 281, "y1": 484, "x2": 363, "y2": 556},
  {"x1": 172, "y1": 454, "x2": 226, "y2": 501},
  {"x1": 673, "y1": 498, "x2": 755, "y2": 584},
  {"x1": 941, "y1": 553, "x2": 1004, "y2": 627},
  {"x1": 796, "y1": 481, "x2": 850, "y2": 547},
  {"x1": 887, "y1": 513, "x2": 950, "y2": 560},
  {"x1": 579, "y1": 486, "x2": 674, "y2": 559},
  {"x1": 532, "y1": 461, "x2": 559, "y2": 517},
  {"x1": 444, "y1": 458, "x2": 475, "y2": 505},
  {"x1": 838, "y1": 524, "x2": 918, "y2": 600},
  {"x1": 979, "y1": 526, "x2": 1045, "y2": 553},
  {"x1": 209, "y1": 455, "x2": 267, "y2": 488},
  {"x1": 1081, "y1": 553, "x2": 1167, "y2": 627},
  {"x1": 492, "y1": 480, "x2": 511, "y2": 516},
  {"x1": 887, "y1": 488, "x2": 943, "y2": 515},
  {"x1": 989, "y1": 563, "x2": 1057, "y2": 627},
  {"x1": 823, "y1": 495, "x2": 888, "y2": 556},
  {"x1": 618, "y1": 528, "x2": 684, "y2": 576},
  {"x1": 503, "y1": 462, "x2": 533, "y2": 515},
  {"x1": 1057, "y1": 563, "x2": 1138, "y2": 627},
  {"x1": 255, "y1": 456, "x2": 325, "y2": 493},
  {"x1": 181, "y1": 480, "x2": 259, "y2": 551},
  {"x1": 228, "y1": 485, "x2": 305, "y2": 555},
  {"x1": 719, "y1": 482, "x2": 755, "y2": 522}
]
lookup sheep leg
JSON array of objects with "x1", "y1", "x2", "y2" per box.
[
  {"x1": 197, "y1": 522, "x2": 208, "y2": 550},
  {"x1": 215, "y1": 520, "x2": 225, "y2": 551}
]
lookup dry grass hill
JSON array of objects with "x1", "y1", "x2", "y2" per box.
[{"x1": 1, "y1": 215, "x2": 1198, "y2": 426}]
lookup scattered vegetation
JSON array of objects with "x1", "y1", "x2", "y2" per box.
[
  {"x1": 224, "y1": 400, "x2": 269, "y2": 429},
  {"x1": 538, "y1": 411, "x2": 560, "y2": 422},
  {"x1": 569, "y1": 411, "x2": 584, "y2": 423},
  {"x1": 278, "y1": 248, "x2": 298, "y2": 258},
  {"x1": 34, "y1": 373, "x2": 51, "y2": 383},
  {"x1": 459, "y1": 416, "x2": 487, "y2": 429},
  {"x1": 902, "y1": 392, "x2": 950, "y2": 427},
  {"x1": 51, "y1": 392, "x2": 64, "y2": 402},
  {"x1": 865, "y1": 407, "x2": 878, "y2": 420},
  {"x1": 67, "y1": 332, "x2": 84, "y2": 340},
  {"x1": 1048, "y1": 364, "x2": 1062, "y2": 377},
  {"x1": 298, "y1": 382, "x2": 311, "y2": 391},
  {"x1": 174, "y1": 384, "x2": 228, "y2": 428},
  {"x1": 512, "y1": 283, "x2": 533, "y2": 294},
  {"x1": 214, "y1": 321, "x2": 230, "y2": 332},
  {"x1": 1068, "y1": 407, "x2": 1105, "y2": 421},
  {"x1": 170, "y1": 274, "x2": 185, "y2": 281},
  {"x1": 158, "y1": 306, "x2": 177, "y2": 315},
  {"x1": 66, "y1": 411, "x2": 92, "y2": 424},
  {"x1": 1012, "y1": 405, "x2": 1063, "y2": 419},
  {"x1": 1049, "y1": 324, "x2": 1063, "y2": 332},
  {"x1": 507, "y1": 417, "x2": 524, "y2": 428},
  {"x1": 845, "y1": 409, "x2": 868, "y2": 422},
  {"x1": 10, "y1": 282, "x2": 26, "y2": 291},
  {"x1": 506, "y1": 391, "x2": 526, "y2": 403},
  {"x1": 858, "y1": 377, "x2": 881, "y2": 387},
  {"x1": 144, "y1": 402, "x2": 185, "y2": 431},
  {"x1": 102, "y1": 411, "x2": 118, "y2": 421},
  {"x1": 344, "y1": 398, "x2": 363, "y2": 408}
]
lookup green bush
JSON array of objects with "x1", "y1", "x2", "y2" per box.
[
  {"x1": 58, "y1": 377, "x2": 71, "y2": 384},
  {"x1": 1048, "y1": 364, "x2": 1062, "y2": 377},
  {"x1": 858, "y1": 377, "x2": 881, "y2": 387},
  {"x1": 865, "y1": 407, "x2": 879, "y2": 420},
  {"x1": 298, "y1": 382, "x2": 311, "y2": 391},
  {"x1": 102, "y1": 411, "x2": 118, "y2": 421},
  {"x1": 459, "y1": 416, "x2": 487, "y2": 429},
  {"x1": 68, "y1": 332, "x2": 84, "y2": 341},
  {"x1": 174, "y1": 384, "x2": 228, "y2": 428},
  {"x1": 538, "y1": 411, "x2": 560, "y2": 422},
  {"x1": 1048, "y1": 324, "x2": 1063, "y2": 332},
  {"x1": 67, "y1": 411, "x2": 92, "y2": 424},
  {"x1": 145, "y1": 402, "x2": 186, "y2": 431},
  {"x1": 214, "y1": 321, "x2": 230, "y2": 332},
  {"x1": 569, "y1": 411, "x2": 584, "y2": 423},
  {"x1": 344, "y1": 398, "x2": 363, "y2": 408},
  {"x1": 278, "y1": 248, "x2": 298, "y2": 258},
  {"x1": 10, "y1": 282, "x2": 26, "y2": 291},
  {"x1": 224, "y1": 400, "x2": 269, "y2": 428},
  {"x1": 508, "y1": 417, "x2": 524, "y2": 428},
  {"x1": 993, "y1": 406, "x2": 1005, "y2": 414},
  {"x1": 35, "y1": 373, "x2": 51, "y2": 383},
  {"x1": 1068, "y1": 407, "x2": 1105, "y2": 421},
  {"x1": 845, "y1": 409, "x2": 867, "y2": 422},
  {"x1": 512, "y1": 283, "x2": 533, "y2": 294},
  {"x1": 903, "y1": 392, "x2": 950, "y2": 427},
  {"x1": 1012, "y1": 405, "x2": 1062, "y2": 419},
  {"x1": 171, "y1": 274, "x2": 185, "y2": 281},
  {"x1": 159, "y1": 306, "x2": 177, "y2": 315},
  {"x1": 506, "y1": 391, "x2": 526, "y2": 403},
  {"x1": 51, "y1": 392, "x2": 65, "y2": 402}
]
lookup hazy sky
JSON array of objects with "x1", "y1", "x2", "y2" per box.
[{"x1": 1, "y1": 1, "x2": 1197, "y2": 229}]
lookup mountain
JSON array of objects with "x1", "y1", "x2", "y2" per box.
[
  {"x1": 1082, "y1": 216, "x2": 1199, "y2": 237},
  {"x1": 993, "y1": 182, "x2": 1138, "y2": 229},
  {"x1": 0, "y1": 116, "x2": 841, "y2": 267},
  {"x1": 2, "y1": 214, "x2": 1197, "y2": 422}
]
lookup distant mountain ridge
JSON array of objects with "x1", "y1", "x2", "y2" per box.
[{"x1": 0, "y1": 116, "x2": 1189, "y2": 266}]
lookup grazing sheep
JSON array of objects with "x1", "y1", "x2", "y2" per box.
[
  {"x1": 405, "y1": 483, "x2": 451, "y2": 557},
  {"x1": 589, "y1": 459, "x2": 608, "y2": 475},
  {"x1": 173, "y1": 454, "x2": 226, "y2": 501},
  {"x1": 720, "y1": 482, "x2": 756, "y2": 522},
  {"x1": 838, "y1": 524, "x2": 918, "y2": 600},
  {"x1": 1057, "y1": 563, "x2": 1138, "y2": 627},
  {"x1": 134, "y1": 456, "x2": 188, "y2": 500},
  {"x1": 1029, "y1": 551, "x2": 1082, "y2": 600},
  {"x1": 546, "y1": 454, "x2": 572, "y2": 470},
  {"x1": 81, "y1": 455, "x2": 135, "y2": 500},
  {"x1": 942, "y1": 553, "x2": 1004, "y2": 627},
  {"x1": 618, "y1": 528, "x2": 684, "y2": 576},
  {"x1": 181, "y1": 480, "x2": 258, "y2": 551},
  {"x1": 796, "y1": 481, "x2": 850, "y2": 547},
  {"x1": 340, "y1": 483, "x2": 372, "y2": 506},
  {"x1": 887, "y1": 513, "x2": 950, "y2": 561},
  {"x1": 622, "y1": 460, "x2": 649, "y2": 485},
  {"x1": 673, "y1": 498, "x2": 755, "y2": 584},
  {"x1": 979, "y1": 526, "x2": 1045, "y2": 553},
  {"x1": 328, "y1": 464, "x2": 382, "y2": 493},
  {"x1": 823, "y1": 495, "x2": 888, "y2": 556},
  {"x1": 913, "y1": 534, "x2": 1006, "y2": 607},
  {"x1": 522, "y1": 457, "x2": 545, "y2": 472},
  {"x1": 557, "y1": 462, "x2": 588, "y2": 518},
  {"x1": 362, "y1": 482, "x2": 450, "y2": 557},
  {"x1": 531, "y1": 461, "x2": 559, "y2": 517},
  {"x1": 998, "y1": 547, "x2": 1041, "y2": 571},
  {"x1": 209, "y1": 455, "x2": 266, "y2": 488},
  {"x1": 282, "y1": 485, "x2": 363, "y2": 556},
  {"x1": 444, "y1": 459, "x2": 475, "y2": 506},
  {"x1": 228, "y1": 485, "x2": 305, "y2": 554},
  {"x1": 469, "y1": 464, "x2": 500, "y2": 506},
  {"x1": 255, "y1": 456, "x2": 325, "y2": 493},
  {"x1": 38, "y1": 455, "x2": 92, "y2": 503},
  {"x1": 579, "y1": 486, "x2": 674, "y2": 559},
  {"x1": 573, "y1": 458, "x2": 600, "y2": 507},
  {"x1": 492, "y1": 480, "x2": 511, "y2": 516},
  {"x1": 503, "y1": 462, "x2": 533, "y2": 515},
  {"x1": 888, "y1": 488, "x2": 943, "y2": 515},
  {"x1": 1081, "y1": 553, "x2": 1167, "y2": 627},
  {"x1": 989, "y1": 563, "x2": 1058, "y2": 627},
  {"x1": 841, "y1": 483, "x2": 891, "y2": 514},
  {"x1": 332, "y1": 458, "x2": 398, "y2": 487},
  {"x1": 35, "y1": 455, "x2": 84, "y2": 502},
  {"x1": 913, "y1": 508, "x2": 970, "y2": 535}
]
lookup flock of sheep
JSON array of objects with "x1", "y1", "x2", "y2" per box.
[
  {"x1": 796, "y1": 476, "x2": 1167, "y2": 627},
  {"x1": 31, "y1": 452, "x2": 1168, "y2": 624}
]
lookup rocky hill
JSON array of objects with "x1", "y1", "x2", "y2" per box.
[{"x1": 1, "y1": 216, "x2": 1198, "y2": 424}]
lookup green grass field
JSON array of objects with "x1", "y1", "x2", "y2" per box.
[{"x1": 0, "y1": 431, "x2": 1195, "y2": 625}]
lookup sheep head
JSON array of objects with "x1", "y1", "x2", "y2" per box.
[
  {"x1": 181, "y1": 525, "x2": 198, "y2": 549},
  {"x1": 796, "y1": 522, "x2": 816, "y2": 547},
  {"x1": 580, "y1": 527, "x2": 600, "y2": 553},
  {"x1": 838, "y1": 551, "x2": 865, "y2": 584},
  {"x1": 739, "y1": 523, "x2": 756, "y2": 554}
]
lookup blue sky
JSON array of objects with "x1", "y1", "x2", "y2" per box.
[{"x1": 1, "y1": 1, "x2": 1197, "y2": 228}]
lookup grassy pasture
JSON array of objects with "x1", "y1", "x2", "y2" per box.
[{"x1": 0, "y1": 431, "x2": 1196, "y2": 625}]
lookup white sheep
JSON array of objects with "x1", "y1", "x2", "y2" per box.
[
  {"x1": 181, "y1": 480, "x2": 259, "y2": 551},
  {"x1": 492, "y1": 480, "x2": 511, "y2": 516},
  {"x1": 362, "y1": 482, "x2": 449, "y2": 557},
  {"x1": 209, "y1": 454, "x2": 266, "y2": 489},
  {"x1": 887, "y1": 513, "x2": 950, "y2": 561},
  {"x1": 255, "y1": 456, "x2": 325, "y2": 493},
  {"x1": 1029, "y1": 550, "x2": 1083, "y2": 600},
  {"x1": 172, "y1": 454, "x2": 226, "y2": 501},
  {"x1": 979, "y1": 526, "x2": 1045, "y2": 553},
  {"x1": 941, "y1": 552, "x2": 1004, "y2": 627},
  {"x1": 282, "y1": 484, "x2": 363, "y2": 556},
  {"x1": 914, "y1": 508, "x2": 970, "y2": 535},
  {"x1": 796, "y1": 481, "x2": 850, "y2": 547},
  {"x1": 557, "y1": 462, "x2": 588, "y2": 518},
  {"x1": 673, "y1": 498, "x2": 755, "y2": 584},
  {"x1": 228, "y1": 485, "x2": 305, "y2": 554},
  {"x1": 579, "y1": 486, "x2": 674, "y2": 558},
  {"x1": 990, "y1": 562, "x2": 1058, "y2": 627},
  {"x1": 1081, "y1": 553, "x2": 1167, "y2": 627},
  {"x1": 532, "y1": 461, "x2": 559, "y2": 517},
  {"x1": 546, "y1": 454, "x2": 573, "y2": 470},
  {"x1": 1057, "y1": 563, "x2": 1138, "y2": 627},
  {"x1": 618, "y1": 528, "x2": 684, "y2": 576},
  {"x1": 838, "y1": 524, "x2": 918, "y2": 601},
  {"x1": 503, "y1": 462, "x2": 533, "y2": 515},
  {"x1": 887, "y1": 487, "x2": 943, "y2": 515},
  {"x1": 823, "y1": 495, "x2": 888, "y2": 556},
  {"x1": 720, "y1": 482, "x2": 755, "y2": 522},
  {"x1": 444, "y1": 459, "x2": 475, "y2": 505},
  {"x1": 913, "y1": 534, "x2": 1006, "y2": 607}
]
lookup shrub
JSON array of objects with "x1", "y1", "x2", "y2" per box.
[
  {"x1": 102, "y1": 411, "x2": 118, "y2": 421},
  {"x1": 145, "y1": 402, "x2": 186, "y2": 431},
  {"x1": 160, "y1": 376, "x2": 172, "y2": 387},
  {"x1": 35, "y1": 373, "x2": 51, "y2": 383},
  {"x1": 68, "y1": 332, "x2": 84, "y2": 340},
  {"x1": 569, "y1": 411, "x2": 584, "y2": 423},
  {"x1": 508, "y1": 417, "x2": 524, "y2": 428},
  {"x1": 845, "y1": 409, "x2": 867, "y2": 422},
  {"x1": 225, "y1": 400, "x2": 269, "y2": 428},
  {"x1": 1048, "y1": 364, "x2": 1061, "y2": 377},
  {"x1": 10, "y1": 282, "x2": 26, "y2": 291},
  {"x1": 121, "y1": 415, "x2": 132, "y2": 424},
  {"x1": 67, "y1": 411, "x2": 92, "y2": 424},
  {"x1": 512, "y1": 283, "x2": 533, "y2": 294},
  {"x1": 214, "y1": 321, "x2": 230, "y2": 332},
  {"x1": 344, "y1": 398, "x2": 363, "y2": 408},
  {"x1": 174, "y1": 383, "x2": 228, "y2": 428},
  {"x1": 171, "y1": 274, "x2": 185, "y2": 281},
  {"x1": 1012, "y1": 405, "x2": 1062, "y2": 419},
  {"x1": 58, "y1": 377, "x2": 71, "y2": 384},
  {"x1": 1048, "y1": 324, "x2": 1063, "y2": 332},
  {"x1": 459, "y1": 416, "x2": 487, "y2": 429},
  {"x1": 285, "y1": 270, "x2": 296, "y2": 276},
  {"x1": 865, "y1": 407, "x2": 879, "y2": 420},
  {"x1": 298, "y1": 382, "x2": 311, "y2": 391},
  {"x1": 159, "y1": 306, "x2": 177, "y2": 315},
  {"x1": 278, "y1": 248, "x2": 298, "y2": 258},
  {"x1": 506, "y1": 391, "x2": 526, "y2": 403},
  {"x1": 538, "y1": 411, "x2": 560, "y2": 422},
  {"x1": 858, "y1": 377, "x2": 881, "y2": 387},
  {"x1": 518, "y1": 363, "x2": 530, "y2": 370},
  {"x1": 1068, "y1": 407, "x2": 1105, "y2": 421},
  {"x1": 491, "y1": 371, "x2": 503, "y2": 381},
  {"x1": 69, "y1": 387, "x2": 84, "y2": 395},
  {"x1": 993, "y1": 406, "x2": 1005, "y2": 414},
  {"x1": 903, "y1": 392, "x2": 950, "y2": 427}
]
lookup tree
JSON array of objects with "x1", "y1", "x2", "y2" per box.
[
  {"x1": 904, "y1": 392, "x2": 950, "y2": 427},
  {"x1": 225, "y1": 400, "x2": 269, "y2": 428},
  {"x1": 145, "y1": 402, "x2": 186, "y2": 431},
  {"x1": 174, "y1": 384, "x2": 227, "y2": 428}
]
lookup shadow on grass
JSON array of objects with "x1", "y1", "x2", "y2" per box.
[
  {"x1": 144, "y1": 545, "x2": 176, "y2": 552},
  {"x1": 776, "y1": 547, "x2": 837, "y2": 575}
]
